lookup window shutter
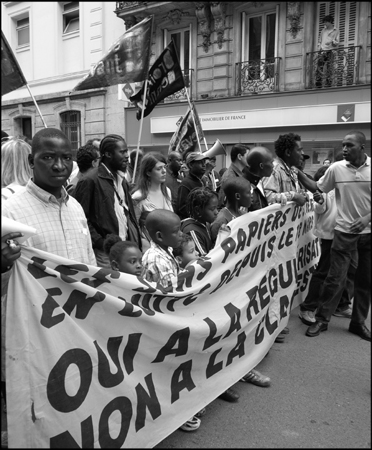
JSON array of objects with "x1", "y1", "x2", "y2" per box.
[
  {"x1": 317, "y1": 2, "x2": 327, "y2": 44},
  {"x1": 317, "y1": 2, "x2": 357, "y2": 48}
]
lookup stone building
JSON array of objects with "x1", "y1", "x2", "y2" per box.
[{"x1": 1, "y1": 1, "x2": 371, "y2": 172}]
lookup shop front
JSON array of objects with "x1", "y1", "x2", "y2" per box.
[{"x1": 124, "y1": 85, "x2": 370, "y2": 176}]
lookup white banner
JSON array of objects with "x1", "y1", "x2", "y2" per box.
[{"x1": 6, "y1": 200, "x2": 320, "y2": 448}]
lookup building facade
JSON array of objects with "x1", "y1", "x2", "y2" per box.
[
  {"x1": 1, "y1": 1, "x2": 125, "y2": 157},
  {"x1": 1, "y1": 1, "x2": 371, "y2": 172}
]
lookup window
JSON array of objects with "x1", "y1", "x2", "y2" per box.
[
  {"x1": 63, "y1": 1, "x2": 79, "y2": 34},
  {"x1": 60, "y1": 111, "x2": 81, "y2": 157},
  {"x1": 317, "y1": 2, "x2": 357, "y2": 47},
  {"x1": 245, "y1": 12, "x2": 276, "y2": 62},
  {"x1": 316, "y1": 2, "x2": 358, "y2": 86},
  {"x1": 165, "y1": 27, "x2": 191, "y2": 84},
  {"x1": 241, "y1": 11, "x2": 277, "y2": 88},
  {"x1": 16, "y1": 17, "x2": 30, "y2": 47},
  {"x1": 13, "y1": 117, "x2": 32, "y2": 141}
]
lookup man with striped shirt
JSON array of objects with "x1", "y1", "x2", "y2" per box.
[{"x1": 297, "y1": 130, "x2": 371, "y2": 341}]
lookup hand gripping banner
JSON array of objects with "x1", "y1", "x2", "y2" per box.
[{"x1": 5, "y1": 200, "x2": 320, "y2": 448}]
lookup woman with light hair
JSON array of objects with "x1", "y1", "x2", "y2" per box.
[{"x1": 1, "y1": 137, "x2": 33, "y2": 201}]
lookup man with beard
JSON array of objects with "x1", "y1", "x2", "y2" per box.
[{"x1": 74, "y1": 134, "x2": 142, "y2": 268}]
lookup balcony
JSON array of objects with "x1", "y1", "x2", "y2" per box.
[
  {"x1": 236, "y1": 57, "x2": 281, "y2": 95},
  {"x1": 115, "y1": 2, "x2": 147, "y2": 13},
  {"x1": 305, "y1": 46, "x2": 361, "y2": 89},
  {"x1": 163, "y1": 69, "x2": 193, "y2": 103}
]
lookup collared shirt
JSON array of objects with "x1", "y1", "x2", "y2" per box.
[
  {"x1": 262, "y1": 157, "x2": 301, "y2": 204},
  {"x1": 142, "y1": 241, "x2": 180, "y2": 288},
  {"x1": 2, "y1": 179, "x2": 96, "y2": 265},
  {"x1": 165, "y1": 166, "x2": 184, "y2": 211},
  {"x1": 243, "y1": 169, "x2": 269, "y2": 211},
  {"x1": 101, "y1": 163, "x2": 128, "y2": 241},
  {"x1": 317, "y1": 155, "x2": 371, "y2": 234},
  {"x1": 318, "y1": 26, "x2": 339, "y2": 51}
]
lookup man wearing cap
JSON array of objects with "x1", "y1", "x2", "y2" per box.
[{"x1": 176, "y1": 152, "x2": 208, "y2": 220}]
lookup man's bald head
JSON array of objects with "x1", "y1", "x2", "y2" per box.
[
  {"x1": 168, "y1": 151, "x2": 182, "y2": 161},
  {"x1": 246, "y1": 146, "x2": 275, "y2": 178}
]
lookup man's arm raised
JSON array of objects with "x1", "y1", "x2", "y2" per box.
[{"x1": 297, "y1": 170, "x2": 318, "y2": 193}]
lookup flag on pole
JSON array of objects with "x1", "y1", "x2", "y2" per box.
[
  {"x1": 130, "y1": 40, "x2": 185, "y2": 120},
  {"x1": 190, "y1": 100, "x2": 204, "y2": 141},
  {"x1": 72, "y1": 16, "x2": 153, "y2": 92},
  {"x1": 168, "y1": 102, "x2": 205, "y2": 156},
  {"x1": 168, "y1": 107, "x2": 196, "y2": 156},
  {"x1": 1, "y1": 31, "x2": 27, "y2": 96}
]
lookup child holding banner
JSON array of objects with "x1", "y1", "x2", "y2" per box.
[
  {"x1": 172, "y1": 232, "x2": 199, "y2": 269},
  {"x1": 210, "y1": 177, "x2": 252, "y2": 242},
  {"x1": 141, "y1": 209, "x2": 202, "y2": 431},
  {"x1": 210, "y1": 177, "x2": 272, "y2": 388},
  {"x1": 103, "y1": 234, "x2": 143, "y2": 276},
  {"x1": 181, "y1": 187, "x2": 241, "y2": 402},
  {"x1": 181, "y1": 187, "x2": 219, "y2": 257}
]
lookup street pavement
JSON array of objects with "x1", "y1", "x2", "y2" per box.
[
  {"x1": 155, "y1": 305, "x2": 371, "y2": 449},
  {"x1": 1, "y1": 305, "x2": 370, "y2": 448}
]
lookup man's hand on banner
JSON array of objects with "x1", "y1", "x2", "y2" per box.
[
  {"x1": 272, "y1": 193, "x2": 288, "y2": 206},
  {"x1": 292, "y1": 192, "x2": 308, "y2": 206},
  {"x1": 1, "y1": 232, "x2": 23, "y2": 273}
]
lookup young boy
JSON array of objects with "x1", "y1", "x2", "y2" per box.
[
  {"x1": 172, "y1": 232, "x2": 199, "y2": 269},
  {"x1": 142, "y1": 209, "x2": 182, "y2": 289},
  {"x1": 210, "y1": 176, "x2": 272, "y2": 388},
  {"x1": 210, "y1": 177, "x2": 251, "y2": 242},
  {"x1": 142, "y1": 209, "x2": 203, "y2": 431}
]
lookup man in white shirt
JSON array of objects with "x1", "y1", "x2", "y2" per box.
[{"x1": 297, "y1": 130, "x2": 371, "y2": 341}]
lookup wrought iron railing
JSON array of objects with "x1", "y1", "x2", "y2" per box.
[
  {"x1": 305, "y1": 46, "x2": 361, "y2": 89},
  {"x1": 115, "y1": 2, "x2": 145, "y2": 13},
  {"x1": 163, "y1": 69, "x2": 193, "y2": 102},
  {"x1": 235, "y1": 57, "x2": 281, "y2": 95}
]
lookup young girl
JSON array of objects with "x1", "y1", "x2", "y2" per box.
[
  {"x1": 210, "y1": 177, "x2": 252, "y2": 242},
  {"x1": 181, "y1": 187, "x2": 240, "y2": 403},
  {"x1": 181, "y1": 187, "x2": 219, "y2": 256},
  {"x1": 103, "y1": 234, "x2": 143, "y2": 275}
]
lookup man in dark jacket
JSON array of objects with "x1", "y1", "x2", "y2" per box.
[
  {"x1": 74, "y1": 134, "x2": 142, "y2": 268},
  {"x1": 218, "y1": 144, "x2": 250, "y2": 207},
  {"x1": 176, "y1": 152, "x2": 208, "y2": 220}
]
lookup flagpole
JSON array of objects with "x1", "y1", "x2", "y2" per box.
[
  {"x1": 26, "y1": 84, "x2": 48, "y2": 128},
  {"x1": 132, "y1": 78, "x2": 149, "y2": 185},
  {"x1": 184, "y1": 87, "x2": 202, "y2": 153}
]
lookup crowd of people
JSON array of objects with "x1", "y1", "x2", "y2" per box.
[{"x1": 1, "y1": 127, "x2": 370, "y2": 444}]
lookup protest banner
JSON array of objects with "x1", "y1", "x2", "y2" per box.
[
  {"x1": 6, "y1": 200, "x2": 320, "y2": 448},
  {"x1": 1, "y1": 216, "x2": 37, "y2": 244},
  {"x1": 130, "y1": 40, "x2": 185, "y2": 120},
  {"x1": 72, "y1": 16, "x2": 153, "y2": 92}
]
